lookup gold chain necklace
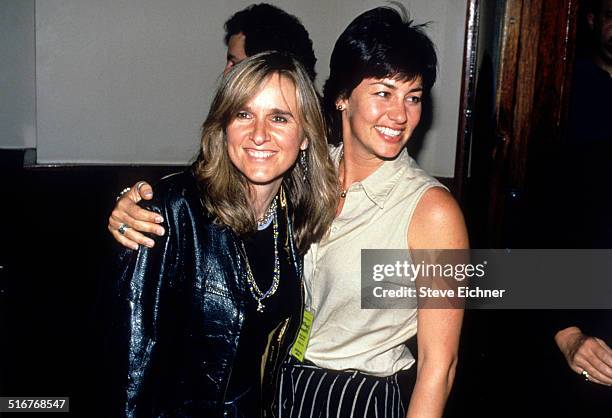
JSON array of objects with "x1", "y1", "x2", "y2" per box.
[
  {"x1": 339, "y1": 149, "x2": 348, "y2": 198},
  {"x1": 242, "y1": 201, "x2": 280, "y2": 313}
]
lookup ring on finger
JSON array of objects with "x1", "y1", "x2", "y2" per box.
[
  {"x1": 136, "y1": 181, "x2": 147, "y2": 191},
  {"x1": 581, "y1": 370, "x2": 590, "y2": 382},
  {"x1": 118, "y1": 223, "x2": 130, "y2": 236}
]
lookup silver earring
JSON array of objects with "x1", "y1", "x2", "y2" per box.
[
  {"x1": 299, "y1": 149, "x2": 308, "y2": 181},
  {"x1": 336, "y1": 104, "x2": 345, "y2": 111}
]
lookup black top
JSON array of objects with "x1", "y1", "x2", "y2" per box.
[
  {"x1": 567, "y1": 59, "x2": 612, "y2": 144},
  {"x1": 551, "y1": 59, "x2": 612, "y2": 344},
  {"x1": 111, "y1": 171, "x2": 303, "y2": 418},
  {"x1": 226, "y1": 206, "x2": 301, "y2": 410}
]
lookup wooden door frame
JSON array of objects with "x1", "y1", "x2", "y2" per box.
[
  {"x1": 453, "y1": 0, "x2": 480, "y2": 205},
  {"x1": 454, "y1": 0, "x2": 579, "y2": 246}
]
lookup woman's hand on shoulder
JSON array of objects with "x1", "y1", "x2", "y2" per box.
[
  {"x1": 108, "y1": 181, "x2": 166, "y2": 250},
  {"x1": 408, "y1": 187, "x2": 469, "y2": 250}
]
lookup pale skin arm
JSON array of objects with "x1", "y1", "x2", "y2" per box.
[
  {"x1": 555, "y1": 326, "x2": 612, "y2": 386},
  {"x1": 108, "y1": 181, "x2": 166, "y2": 250},
  {"x1": 405, "y1": 187, "x2": 468, "y2": 418}
]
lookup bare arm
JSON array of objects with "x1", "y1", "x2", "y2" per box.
[
  {"x1": 555, "y1": 326, "x2": 612, "y2": 386},
  {"x1": 108, "y1": 181, "x2": 165, "y2": 250},
  {"x1": 406, "y1": 187, "x2": 468, "y2": 418}
]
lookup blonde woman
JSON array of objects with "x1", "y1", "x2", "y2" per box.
[{"x1": 111, "y1": 52, "x2": 337, "y2": 417}]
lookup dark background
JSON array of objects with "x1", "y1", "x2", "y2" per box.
[
  {"x1": 0, "y1": 150, "x2": 182, "y2": 417},
  {"x1": 1, "y1": 149, "x2": 599, "y2": 418}
]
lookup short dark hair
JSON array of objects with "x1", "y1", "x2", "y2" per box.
[
  {"x1": 322, "y1": 6, "x2": 438, "y2": 142},
  {"x1": 224, "y1": 3, "x2": 317, "y2": 81}
]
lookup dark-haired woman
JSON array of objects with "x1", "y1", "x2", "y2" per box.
[
  {"x1": 108, "y1": 7, "x2": 467, "y2": 418},
  {"x1": 278, "y1": 7, "x2": 467, "y2": 418},
  {"x1": 111, "y1": 52, "x2": 337, "y2": 417}
]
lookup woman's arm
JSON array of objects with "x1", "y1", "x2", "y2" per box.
[
  {"x1": 108, "y1": 181, "x2": 165, "y2": 250},
  {"x1": 406, "y1": 187, "x2": 468, "y2": 418}
]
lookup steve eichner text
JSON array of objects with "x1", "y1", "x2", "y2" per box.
[
  {"x1": 372, "y1": 286, "x2": 506, "y2": 298},
  {"x1": 372, "y1": 260, "x2": 486, "y2": 282}
]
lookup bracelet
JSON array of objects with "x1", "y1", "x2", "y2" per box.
[{"x1": 116, "y1": 187, "x2": 131, "y2": 201}]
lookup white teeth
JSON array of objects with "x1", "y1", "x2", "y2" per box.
[
  {"x1": 375, "y1": 126, "x2": 402, "y2": 137},
  {"x1": 247, "y1": 150, "x2": 275, "y2": 158}
]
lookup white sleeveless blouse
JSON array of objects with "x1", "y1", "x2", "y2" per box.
[{"x1": 303, "y1": 144, "x2": 446, "y2": 376}]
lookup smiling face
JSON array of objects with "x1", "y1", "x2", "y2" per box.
[
  {"x1": 226, "y1": 74, "x2": 308, "y2": 194},
  {"x1": 337, "y1": 76, "x2": 423, "y2": 161}
]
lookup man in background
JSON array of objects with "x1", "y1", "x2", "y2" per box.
[
  {"x1": 223, "y1": 3, "x2": 316, "y2": 80},
  {"x1": 566, "y1": 0, "x2": 612, "y2": 144},
  {"x1": 553, "y1": 1, "x2": 612, "y2": 415},
  {"x1": 107, "y1": 3, "x2": 318, "y2": 248}
]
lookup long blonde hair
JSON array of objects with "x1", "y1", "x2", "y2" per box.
[{"x1": 193, "y1": 51, "x2": 337, "y2": 253}]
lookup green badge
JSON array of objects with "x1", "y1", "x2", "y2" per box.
[{"x1": 290, "y1": 310, "x2": 314, "y2": 361}]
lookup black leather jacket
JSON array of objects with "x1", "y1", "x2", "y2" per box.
[{"x1": 112, "y1": 170, "x2": 303, "y2": 417}]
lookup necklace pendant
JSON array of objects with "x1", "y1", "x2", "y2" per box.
[
  {"x1": 242, "y1": 206, "x2": 280, "y2": 314},
  {"x1": 339, "y1": 148, "x2": 347, "y2": 199}
]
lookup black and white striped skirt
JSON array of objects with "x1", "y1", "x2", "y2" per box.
[{"x1": 276, "y1": 357, "x2": 416, "y2": 418}]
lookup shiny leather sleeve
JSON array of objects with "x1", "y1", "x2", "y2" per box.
[
  {"x1": 111, "y1": 170, "x2": 302, "y2": 417},
  {"x1": 113, "y1": 172, "x2": 187, "y2": 417}
]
